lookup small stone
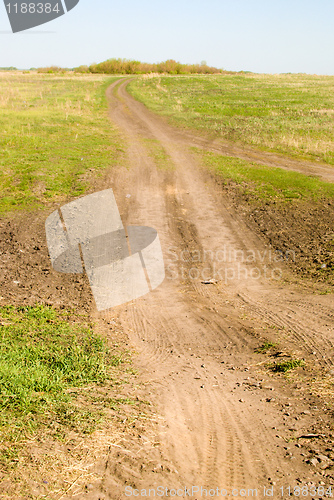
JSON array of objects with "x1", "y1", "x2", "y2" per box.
[{"x1": 306, "y1": 458, "x2": 318, "y2": 466}]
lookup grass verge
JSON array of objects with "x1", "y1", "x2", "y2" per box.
[{"x1": 194, "y1": 149, "x2": 334, "y2": 202}]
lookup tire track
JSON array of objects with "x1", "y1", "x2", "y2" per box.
[{"x1": 83, "y1": 79, "x2": 334, "y2": 498}]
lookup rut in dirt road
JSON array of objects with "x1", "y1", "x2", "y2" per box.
[{"x1": 82, "y1": 79, "x2": 334, "y2": 499}]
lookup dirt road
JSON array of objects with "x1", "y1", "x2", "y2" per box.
[{"x1": 81, "y1": 80, "x2": 334, "y2": 499}]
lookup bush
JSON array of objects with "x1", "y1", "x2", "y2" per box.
[
  {"x1": 86, "y1": 58, "x2": 223, "y2": 75},
  {"x1": 74, "y1": 65, "x2": 90, "y2": 73},
  {"x1": 37, "y1": 66, "x2": 64, "y2": 74},
  {"x1": 37, "y1": 59, "x2": 223, "y2": 76}
]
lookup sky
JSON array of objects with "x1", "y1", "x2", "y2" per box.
[{"x1": 0, "y1": 0, "x2": 334, "y2": 74}]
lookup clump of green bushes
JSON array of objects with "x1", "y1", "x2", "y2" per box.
[
  {"x1": 76, "y1": 58, "x2": 223, "y2": 75},
  {"x1": 35, "y1": 59, "x2": 223, "y2": 75},
  {"x1": 37, "y1": 65, "x2": 70, "y2": 74}
]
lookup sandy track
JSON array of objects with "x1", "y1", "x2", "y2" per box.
[{"x1": 80, "y1": 80, "x2": 334, "y2": 499}]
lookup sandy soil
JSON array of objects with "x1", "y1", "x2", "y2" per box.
[
  {"x1": 71, "y1": 80, "x2": 334, "y2": 499},
  {"x1": 1, "y1": 78, "x2": 334, "y2": 499}
]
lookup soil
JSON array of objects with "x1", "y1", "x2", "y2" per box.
[
  {"x1": 208, "y1": 181, "x2": 334, "y2": 287},
  {"x1": 1, "y1": 79, "x2": 334, "y2": 499}
]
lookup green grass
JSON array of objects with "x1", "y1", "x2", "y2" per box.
[
  {"x1": 0, "y1": 304, "x2": 107, "y2": 412},
  {"x1": 140, "y1": 137, "x2": 174, "y2": 170},
  {"x1": 194, "y1": 149, "x2": 334, "y2": 202},
  {"x1": 128, "y1": 74, "x2": 334, "y2": 165},
  {"x1": 0, "y1": 304, "x2": 118, "y2": 465},
  {"x1": 270, "y1": 359, "x2": 305, "y2": 373},
  {"x1": 0, "y1": 73, "x2": 124, "y2": 213},
  {"x1": 255, "y1": 342, "x2": 277, "y2": 353}
]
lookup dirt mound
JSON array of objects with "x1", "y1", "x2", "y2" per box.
[
  {"x1": 0, "y1": 212, "x2": 93, "y2": 311},
  {"x1": 248, "y1": 200, "x2": 334, "y2": 286},
  {"x1": 210, "y1": 181, "x2": 334, "y2": 287}
]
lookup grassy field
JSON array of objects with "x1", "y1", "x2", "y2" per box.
[
  {"x1": 128, "y1": 74, "x2": 334, "y2": 165},
  {"x1": 0, "y1": 72, "x2": 124, "y2": 213}
]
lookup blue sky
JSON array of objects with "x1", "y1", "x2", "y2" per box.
[{"x1": 1, "y1": 0, "x2": 334, "y2": 74}]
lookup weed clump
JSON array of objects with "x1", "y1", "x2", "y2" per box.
[{"x1": 270, "y1": 359, "x2": 305, "y2": 373}]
